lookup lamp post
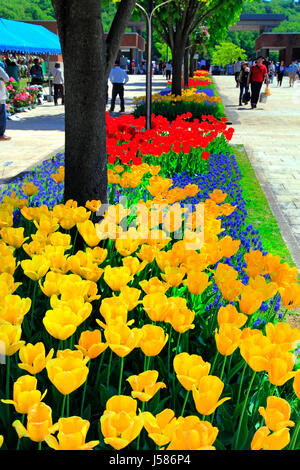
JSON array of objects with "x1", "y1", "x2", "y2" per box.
[{"x1": 136, "y1": 0, "x2": 172, "y2": 129}]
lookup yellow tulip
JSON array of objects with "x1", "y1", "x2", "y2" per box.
[
  {"x1": 251, "y1": 426, "x2": 290, "y2": 450},
  {"x1": 0, "y1": 294, "x2": 31, "y2": 326},
  {"x1": 215, "y1": 324, "x2": 242, "y2": 356},
  {"x1": 192, "y1": 376, "x2": 230, "y2": 415},
  {"x1": 173, "y1": 353, "x2": 211, "y2": 391},
  {"x1": 293, "y1": 369, "x2": 300, "y2": 399},
  {"x1": 139, "y1": 277, "x2": 169, "y2": 294},
  {"x1": 0, "y1": 227, "x2": 28, "y2": 248},
  {"x1": 142, "y1": 292, "x2": 169, "y2": 322},
  {"x1": 258, "y1": 396, "x2": 295, "y2": 431},
  {"x1": 22, "y1": 182, "x2": 39, "y2": 196},
  {"x1": 217, "y1": 304, "x2": 247, "y2": 328},
  {"x1": 77, "y1": 220, "x2": 101, "y2": 247},
  {"x1": 97, "y1": 296, "x2": 130, "y2": 328},
  {"x1": 43, "y1": 307, "x2": 79, "y2": 340},
  {"x1": 122, "y1": 256, "x2": 147, "y2": 276},
  {"x1": 127, "y1": 370, "x2": 166, "y2": 402},
  {"x1": 18, "y1": 342, "x2": 54, "y2": 375},
  {"x1": 21, "y1": 255, "x2": 50, "y2": 281},
  {"x1": 104, "y1": 323, "x2": 142, "y2": 357},
  {"x1": 0, "y1": 323, "x2": 25, "y2": 356},
  {"x1": 46, "y1": 350, "x2": 89, "y2": 395},
  {"x1": 103, "y1": 265, "x2": 132, "y2": 291},
  {"x1": 265, "y1": 322, "x2": 300, "y2": 352},
  {"x1": 139, "y1": 324, "x2": 169, "y2": 356},
  {"x1": 2, "y1": 375, "x2": 46, "y2": 413},
  {"x1": 45, "y1": 416, "x2": 99, "y2": 450},
  {"x1": 118, "y1": 286, "x2": 141, "y2": 311},
  {"x1": 100, "y1": 395, "x2": 143, "y2": 450},
  {"x1": 39, "y1": 271, "x2": 63, "y2": 297},
  {"x1": 167, "y1": 416, "x2": 219, "y2": 450},
  {"x1": 13, "y1": 402, "x2": 53, "y2": 442},
  {"x1": 75, "y1": 329, "x2": 108, "y2": 359},
  {"x1": 142, "y1": 409, "x2": 178, "y2": 447}
]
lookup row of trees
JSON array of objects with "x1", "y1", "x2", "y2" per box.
[{"x1": 50, "y1": 0, "x2": 249, "y2": 205}]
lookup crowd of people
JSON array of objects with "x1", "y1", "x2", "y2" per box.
[{"x1": 233, "y1": 55, "x2": 300, "y2": 110}]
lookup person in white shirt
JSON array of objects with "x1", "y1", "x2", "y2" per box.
[
  {"x1": 0, "y1": 64, "x2": 11, "y2": 141},
  {"x1": 109, "y1": 60, "x2": 129, "y2": 113},
  {"x1": 52, "y1": 62, "x2": 64, "y2": 106},
  {"x1": 234, "y1": 57, "x2": 242, "y2": 87}
]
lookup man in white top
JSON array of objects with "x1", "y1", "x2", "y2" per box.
[
  {"x1": 165, "y1": 62, "x2": 172, "y2": 80},
  {"x1": 52, "y1": 62, "x2": 64, "y2": 106},
  {"x1": 234, "y1": 57, "x2": 242, "y2": 88},
  {"x1": 109, "y1": 60, "x2": 129, "y2": 113},
  {"x1": 0, "y1": 64, "x2": 11, "y2": 141}
]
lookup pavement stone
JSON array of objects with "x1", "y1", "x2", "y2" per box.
[{"x1": 214, "y1": 75, "x2": 300, "y2": 268}]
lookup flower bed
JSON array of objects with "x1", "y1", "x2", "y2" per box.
[
  {"x1": 0, "y1": 106, "x2": 299, "y2": 450},
  {"x1": 5, "y1": 78, "x2": 40, "y2": 114},
  {"x1": 134, "y1": 71, "x2": 225, "y2": 121}
]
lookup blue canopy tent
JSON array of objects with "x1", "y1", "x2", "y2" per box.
[
  {"x1": 0, "y1": 18, "x2": 61, "y2": 100},
  {"x1": 0, "y1": 18, "x2": 61, "y2": 54}
]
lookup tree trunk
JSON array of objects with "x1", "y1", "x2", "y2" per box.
[
  {"x1": 171, "y1": 42, "x2": 186, "y2": 96},
  {"x1": 189, "y1": 45, "x2": 197, "y2": 77},
  {"x1": 51, "y1": 0, "x2": 136, "y2": 205},
  {"x1": 52, "y1": 0, "x2": 107, "y2": 206},
  {"x1": 183, "y1": 42, "x2": 189, "y2": 88}
]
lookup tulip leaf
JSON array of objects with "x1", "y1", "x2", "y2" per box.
[{"x1": 233, "y1": 412, "x2": 249, "y2": 450}]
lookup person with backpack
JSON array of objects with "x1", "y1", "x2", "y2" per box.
[
  {"x1": 247, "y1": 56, "x2": 268, "y2": 109},
  {"x1": 238, "y1": 62, "x2": 250, "y2": 106}
]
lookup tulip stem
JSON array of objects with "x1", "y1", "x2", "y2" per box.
[
  {"x1": 118, "y1": 357, "x2": 125, "y2": 395},
  {"x1": 61, "y1": 394, "x2": 67, "y2": 417},
  {"x1": 106, "y1": 350, "x2": 113, "y2": 389},
  {"x1": 136, "y1": 402, "x2": 145, "y2": 450},
  {"x1": 210, "y1": 351, "x2": 219, "y2": 376},
  {"x1": 66, "y1": 394, "x2": 70, "y2": 417},
  {"x1": 233, "y1": 370, "x2": 256, "y2": 450},
  {"x1": 181, "y1": 390, "x2": 190, "y2": 417},
  {"x1": 30, "y1": 281, "x2": 38, "y2": 335},
  {"x1": 290, "y1": 415, "x2": 300, "y2": 450},
  {"x1": 38, "y1": 442, "x2": 42, "y2": 450},
  {"x1": 95, "y1": 350, "x2": 106, "y2": 390},
  {"x1": 80, "y1": 363, "x2": 90, "y2": 416},
  {"x1": 219, "y1": 356, "x2": 227, "y2": 382},
  {"x1": 167, "y1": 327, "x2": 172, "y2": 378},
  {"x1": 175, "y1": 333, "x2": 182, "y2": 356},
  {"x1": 236, "y1": 363, "x2": 247, "y2": 408},
  {"x1": 16, "y1": 415, "x2": 25, "y2": 450}
]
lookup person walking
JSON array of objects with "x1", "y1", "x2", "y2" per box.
[
  {"x1": 234, "y1": 57, "x2": 242, "y2": 88},
  {"x1": 288, "y1": 60, "x2": 297, "y2": 87},
  {"x1": 52, "y1": 63, "x2": 64, "y2": 106},
  {"x1": 0, "y1": 63, "x2": 11, "y2": 141},
  {"x1": 276, "y1": 61, "x2": 285, "y2": 87},
  {"x1": 165, "y1": 62, "x2": 172, "y2": 80},
  {"x1": 268, "y1": 60, "x2": 275, "y2": 85},
  {"x1": 109, "y1": 60, "x2": 129, "y2": 113},
  {"x1": 238, "y1": 62, "x2": 250, "y2": 106},
  {"x1": 247, "y1": 56, "x2": 268, "y2": 109}
]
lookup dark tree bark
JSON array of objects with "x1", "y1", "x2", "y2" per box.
[
  {"x1": 183, "y1": 38, "x2": 190, "y2": 88},
  {"x1": 189, "y1": 44, "x2": 197, "y2": 77},
  {"x1": 51, "y1": 0, "x2": 136, "y2": 206}
]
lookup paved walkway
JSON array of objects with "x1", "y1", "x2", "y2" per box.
[
  {"x1": 214, "y1": 75, "x2": 300, "y2": 267},
  {"x1": 0, "y1": 75, "x2": 166, "y2": 182}
]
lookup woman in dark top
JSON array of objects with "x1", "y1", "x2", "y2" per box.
[
  {"x1": 239, "y1": 62, "x2": 250, "y2": 106},
  {"x1": 5, "y1": 58, "x2": 19, "y2": 84},
  {"x1": 30, "y1": 58, "x2": 44, "y2": 85},
  {"x1": 276, "y1": 61, "x2": 285, "y2": 87}
]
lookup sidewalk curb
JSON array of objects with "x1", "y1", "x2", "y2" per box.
[
  {"x1": 0, "y1": 146, "x2": 65, "y2": 186},
  {"x1": 243, "y1": 144, "x2": 300, "y2": 269}
]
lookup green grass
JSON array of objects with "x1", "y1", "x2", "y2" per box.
[{"x1": 233, "y1": 144, "x2": 296, "y2": 268}]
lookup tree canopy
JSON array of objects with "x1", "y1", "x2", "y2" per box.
[{"x1": 211, "y1": 41, "x2": 247, "y2": 65}]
